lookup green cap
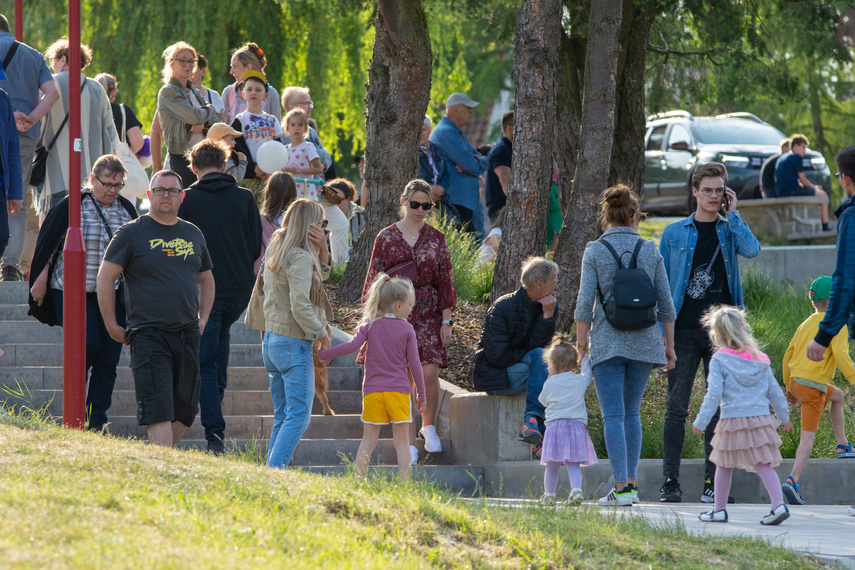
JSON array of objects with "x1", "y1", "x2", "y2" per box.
[{"x1": 810, "y1": 275, "x2": 832, "y2": 301}]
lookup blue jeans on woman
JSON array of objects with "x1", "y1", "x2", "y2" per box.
[
  {"x1": 263, "y1": 332, "x2": 314, "y2": 469},
  {"x1": 592, "y1": 357, "x2": 653, "y2": 483}
]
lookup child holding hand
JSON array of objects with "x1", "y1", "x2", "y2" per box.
[
  {"x1": 538, "y1": 333, "x2": 598, "y2": 506},
  {"x1": 318, "y1": 273, "x2": 426, "y2": 479},
  {"x1": 692, "y1": 306, "x2": 793, "y2": 526}
]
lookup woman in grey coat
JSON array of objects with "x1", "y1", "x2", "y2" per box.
[{"x1": 575, "y1": 184, "x2": 677, "y2": 507}]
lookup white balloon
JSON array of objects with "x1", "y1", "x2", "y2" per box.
[{"x1": 256, "y1": 140, "x2": 289, "y2": 174}]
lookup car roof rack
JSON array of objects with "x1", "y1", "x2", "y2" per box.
[
  {"x1": 646, "y1": 110, "x2": 694, "y2": 122},
  {"x1": 713, "y1": 112, "x2": 764, "y2": 124}
]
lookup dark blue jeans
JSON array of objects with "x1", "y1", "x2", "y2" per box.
[
  {"x1": 199, "y1": 296, "x2": 250, "y2": 450},
  {"x1": 662, "y1": 327, "x2": 719, "y2": 481},
  {"x1": 53, "y1": 289, "x2": 125, "y2": 430},
  {"x1": 0, "y1": 196, "x2": 8, "y2": 260}
]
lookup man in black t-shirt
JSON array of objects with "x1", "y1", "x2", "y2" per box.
[
  {"x1": 658, "y1": 162, "x2": 761, "y2": 504},
  {"x1": 485, "y1": 111, "x2": 514, "y2": 224},
  {"x1": 97, "y1": 170, "x2": 214, "y2": 448}
]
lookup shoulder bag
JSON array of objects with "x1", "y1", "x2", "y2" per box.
[{"x1": 30, "y1": 80, "x2": 86, "y2": 187}]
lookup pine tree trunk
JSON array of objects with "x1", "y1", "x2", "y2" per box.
[
  {"x1": 552, "y1": 0, "x2": 623, "y2": 332},
  {"x1": 490, "y1": 0, "x2": 562, "y2": 302},
  {"x1": 553, "y1": 19, "x2": 586, "y2": 216},
  {"x1": 338, "y1": 0, "x2": 433, "y2": 302}
]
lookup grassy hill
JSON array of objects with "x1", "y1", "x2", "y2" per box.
[{"x1": 0, "y1": 413, "x2": 821, "y2": 569}]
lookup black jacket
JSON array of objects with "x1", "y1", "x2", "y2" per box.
[
  {"x1": 28, "y1": 192, "x2": 138, "y2": 326},
  {"x1": 178, "y1": 171, "x2": 262, "y2": 299},
  {"x1": 472, "y1": 287, "x2": 558, "y2": 392}
]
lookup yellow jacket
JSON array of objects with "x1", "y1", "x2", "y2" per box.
[{"x1": 783, "y1": 312, "x2": 855, "y2": 387}]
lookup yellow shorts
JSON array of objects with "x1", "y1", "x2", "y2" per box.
[
  {"x1": 362, "y1": 391, "x2": 412, "y2": 425},
  {"x1": 788, "y1": 379, "x2": 835, "y2": 432}
]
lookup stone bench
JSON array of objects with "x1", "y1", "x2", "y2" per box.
[
  {"x1": 449, "y1": 392, "x2": 533, "y2": 464},
  {"x1": 737, "y1": 196, "x2": 837, "y2": 244}
]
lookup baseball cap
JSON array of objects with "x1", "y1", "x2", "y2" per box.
[
  {"x1": 241, "y1": 70, "x2": 268, "y2": 91},
  {"x1": 810, "y1": 275, "x2": 832, "y2": 301},
  {"x1": 206, "y1": 123, "x2": 242, "y2": 140},
  {"x1": 446, "y1": 93, "x2": 479, "y2": 108}
]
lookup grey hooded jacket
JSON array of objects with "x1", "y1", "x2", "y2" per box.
[{"x1": 693, "y1": 351, "x2": 790, "y2": 430}]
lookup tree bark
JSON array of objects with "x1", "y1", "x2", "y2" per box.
[
  {"x1": 552, "y1": 0, "x2": 623, "y2": 332},
  {"x1": 490, "y1": 0, "x2": 562, "y2": 302},
  {"x1": 338, "y1": 0, "x2": 433, "y2": 302}
]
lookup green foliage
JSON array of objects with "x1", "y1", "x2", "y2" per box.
[{"x1": 429, "y1": 211, "x2": 493, "y2": 303}]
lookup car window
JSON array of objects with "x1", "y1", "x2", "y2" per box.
[
  {"x1": 646, "y1": 125, "x2": 667, "y2": 151},
  {"x1": 666, "y1": 124, "x2": 691, "y2": 148},
  {"x1": 691, "y1": 119, "x2": 785, "y2": 145}
]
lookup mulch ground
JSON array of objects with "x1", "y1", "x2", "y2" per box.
[{"x1": 325, "y1": 283, "x2": 486, "y2": 391}]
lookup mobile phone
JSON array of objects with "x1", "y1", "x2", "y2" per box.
[{"x1": 720, "y1": 191, "x2": 730, "y2": 214}]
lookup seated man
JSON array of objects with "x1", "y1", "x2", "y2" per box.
[
  {"x1": 775, "y1": 133, "x2": 830, "y2": 231},
  {"x1": 473, "y1": 256, "x2": 559, "y2": 455}
]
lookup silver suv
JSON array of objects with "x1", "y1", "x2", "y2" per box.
[{"x1": 643, "y1": 111, "x2": 832, "y2": 214}]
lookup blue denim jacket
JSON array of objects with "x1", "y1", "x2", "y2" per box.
[
  {"x1": 429, "y1": 116, "x2": 488, "y2": 230},
  {"x1": 816, "y1": 197, "x2": 855, "y2": 346},
  {"x1": 659, "y1": 211, "x2": 761, "y2": 318}
]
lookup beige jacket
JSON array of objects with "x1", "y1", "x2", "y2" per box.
[
  {"x1": 157, "y1": 77, "x2": 219, "y2": 154},
  {"x1": 247, "y1": 247, "x2": 330, "y2": 340}
]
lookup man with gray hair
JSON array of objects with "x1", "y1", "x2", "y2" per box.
[{"x1": 473, "y1": 256, "x2": 559, "y2": 455}]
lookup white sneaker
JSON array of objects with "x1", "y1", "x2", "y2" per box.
[
  {"x1": 698, "y1": 509, "x2": 728, "y2": 523},
  {"x1": 598, "y1": 487, "x2": 632, "y2": 507},
  {"x1": 760, "y1": 504, "x2": 790, "y2": 526},
  {"x1": 849, "y1": 504, "x2": 855, "y2": 516},
  {"x1": 541, "y1": 493, "x2": 556, "y2": 506},
  {"x1": 631, "y1": 488, "x2": 639, "y2": 504},
  {"x1": 568, "y1": 488, "x2": 584, "y2": 505},
  {"x1": 419, "y1": 425, "x2": 442, "y2": 453},
  {"x1": 409, "y1": 445, "x2": 419, "y2": 466}
]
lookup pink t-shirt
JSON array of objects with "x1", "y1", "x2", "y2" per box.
[
  {"x1": 318, "y1": 316, "x2": 426, "y2": 402},
  {"x1": 286, "y1": 140, "x2": 321, "y2": 200}
]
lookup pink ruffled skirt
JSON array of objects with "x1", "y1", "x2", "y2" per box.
[
  {"x1": 709, "y1": 415, "x2": 783, "y2": 472},
  {"x1": 540, "y1": 419, "x2": 599, "y2": 466}
]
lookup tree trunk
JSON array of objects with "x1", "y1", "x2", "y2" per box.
[
  {"x1": 610, "y1": 0, "x2": 657, "y2": 191},
  {"x1": 490, "y1": 0, "x2": 562, "y2": 302},
  {"x1": 338, "y1": 0, "x2": 433, "y2": 302},
  {"x1": 552, "y1": 0, "x2": 623, "y2": 332},
  {"x1": 552, "y1": 8, "x2": 587, "y2": 214}
]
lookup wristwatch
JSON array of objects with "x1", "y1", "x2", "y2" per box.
[{"x1": 441, "y1": 319, "x2": 453, "y2": 327}]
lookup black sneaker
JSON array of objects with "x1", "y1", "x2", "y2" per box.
[
  {"x1": 1, "y1": 265, "x2": 23, "y2": 282},
  {"x1": 660, "y1": 476, "x2": 682, "y2": 502},
  {"x1": 701, "y1": 479, "x2": 735, "y2": 503}
]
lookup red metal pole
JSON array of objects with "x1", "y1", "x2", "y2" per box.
[
  {"x1": 63, "y1": 0, "x2": 86, "y2": 428},
  {"x1": 14, "y1": 0, "x2": 22, "y2": 41}
]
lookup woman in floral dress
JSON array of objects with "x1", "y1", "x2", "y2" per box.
[{"x1": 363, "y1": 179, "x2": 456, "y2": 460}]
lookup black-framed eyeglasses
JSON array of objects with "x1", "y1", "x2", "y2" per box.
[
  {"x1": 151, "y1": 187, "x2": 182, "y2": 197},
  {"x1": 174, "y1": 58, "x2": 196, "y2": 67},
  {"x1": 835, "y1": 172, "x2": 841, "y2": 180},
  {"x1": 699, "y1": 187, "x2": 726, "y2": 196},
  {"x1": 409, "y1": 201, "x2": 433, "y2": 211},
  {"x1": 96, "y1": 176, "x2": 125, "y2": 191}
]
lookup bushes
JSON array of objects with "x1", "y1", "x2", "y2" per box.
[{"x1": 429, "y1": 212, "x2": 493, "y2": 304}]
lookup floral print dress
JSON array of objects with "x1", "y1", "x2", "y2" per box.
[{"x1": 364, "y1": 223, "x2": 456, "y2": 367}]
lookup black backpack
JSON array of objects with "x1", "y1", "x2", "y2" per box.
[{"x1": 596, "y1": 238, "x2": 657, "y2": 330}]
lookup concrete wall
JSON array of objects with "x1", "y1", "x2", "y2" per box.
[{"x1": 740, "y1": 245, "x2": 837, "y2": 289}]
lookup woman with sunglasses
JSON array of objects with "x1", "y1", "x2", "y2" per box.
[
  {"x1": 28, "y1": 155, "x2": 138, "y2": 431},
  {"x1": 156, "y1": 42, "x2": 220, "y2": 188},
  {"x1": 363, "y1": 179, "x2": 457, "y2": 462}
]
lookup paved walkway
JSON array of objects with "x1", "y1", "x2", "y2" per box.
[{"x1": 463, "y1": 499, "x2": 855, "y2": 568}]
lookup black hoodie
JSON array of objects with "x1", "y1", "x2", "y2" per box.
[{"x1": 178, "y1": 171, "x2": 262, "y2": 298}]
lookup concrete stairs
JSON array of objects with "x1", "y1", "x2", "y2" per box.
[{"x1": 0, "y1": 281, "x2": 482, "y2": 494}]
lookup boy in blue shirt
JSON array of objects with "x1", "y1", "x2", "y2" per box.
[{"x1": 775, "y1": 133, "x2": 829, "y2": 231}]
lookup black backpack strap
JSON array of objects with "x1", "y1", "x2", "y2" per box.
[
  {"x1": 2, "y1": 41, "x2": 19, "y2": 70},
  {"x1": 598, "y1": 238, "x2": 623, "y2": 267},
  {"x1": 629, "y1": 238, "x2": 645, "y2": 269}
]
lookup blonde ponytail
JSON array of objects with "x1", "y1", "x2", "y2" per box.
[{"x1": 362, "y1": 272, "x2": 416, "y2": 323}]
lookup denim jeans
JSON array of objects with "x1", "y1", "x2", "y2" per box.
[
  {"x1": 593, "y1": 357, "x2": 653, "y2": 482},
  {"x1": 199, "y1": 296, "x2": 250, "y2": 451},
  {"x1": 488, "y1": 348, "x2": 548, "y2": 427},
  {"x1": 53, "y1": 290, "x2": 125, "y2": 430},
  {"x1": 263, "y1": 332, "x2": 314, "y2": 469},
  {"x1": 662, "y1": 327, "x2": 718, "y2": 481}
]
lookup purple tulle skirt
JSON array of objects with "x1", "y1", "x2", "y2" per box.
[{"x1": 539, "y1": 419, "x2": 599, "y2": 466}]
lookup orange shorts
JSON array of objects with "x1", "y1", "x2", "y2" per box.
[
  {"x1": 788, "y1": 379, "x2": 835, "y2": 432},
  {"x1": 362, "y1": 391, "x2": 412, "y2": 425}
]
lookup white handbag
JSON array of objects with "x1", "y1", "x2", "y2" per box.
[{"x1": 116, "y1": 104, "x2": 150, "y2": 200}]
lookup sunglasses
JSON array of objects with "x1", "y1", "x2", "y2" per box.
[{"x1": 409, "y1": 201, "x2": 433, "y2": 211}]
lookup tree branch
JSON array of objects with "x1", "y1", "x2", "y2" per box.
[{"x1": 646, "y1": 43, "x2": 724, "y2": 56}]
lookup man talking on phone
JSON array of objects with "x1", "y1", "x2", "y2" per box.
[{"x1": 657, "y1": 162, "x2": 761, "y2": 504}]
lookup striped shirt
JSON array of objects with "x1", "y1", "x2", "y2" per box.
[
  {"x1": 50, "y1": 191, "x2": 133, "y2": 292},
  {"x1": 0, "y1": 33, "x2": 54, "y2": 140}
]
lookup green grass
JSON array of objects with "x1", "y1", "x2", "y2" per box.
[
  {"x1": 637, "y1": 219, "x2": 669, "y2": 246},
  {"x1": 0, "y1": 417, "x2": 823, "y2": 569}
]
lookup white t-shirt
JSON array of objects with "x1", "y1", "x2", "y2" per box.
[
  {"x1": 202, "y1": 87, "x2": 224, "y2": 118},
  {"x1": 235, "y1": 110, "x2": 284, "y2": 162},
  {"x1": 478, "y1": 227, "x2": 503, "y2": 265},
  {"x1": 286, "y1": 140, "x2": 321, "y2": 200}
]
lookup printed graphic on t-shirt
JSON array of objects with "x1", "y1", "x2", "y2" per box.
[
  {"x1": 150, "y1": 238, "x2": 196, "y2": 259},
  {"x1": 686, "y1": 262, "x2": 715, "y2": 300},
  {"x1": 286, "y1": 140, "x2": 321, "y2": 200}
]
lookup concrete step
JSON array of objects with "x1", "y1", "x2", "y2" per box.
[
  {"x1": 291, "y1": 438, "x2": 452, "y2": 466},
  {"x1": 0, "y1": 282, "x2": 28, "y2": 304},
  {"x1": 0, "y1": 343, "x2": 267, "y2": 368},
  {"x1": 0, "y1": 304, "x2": 30, "y2": 320},
  {"x1": 106, "y1": 415, "x2": 270, "y2": 440},
  {"x1": 0, "y1": 365, "x2": 361, "y2": 393},
  {"x1": 0, "y1": 319, "x2": 264, "y2": 345}
]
